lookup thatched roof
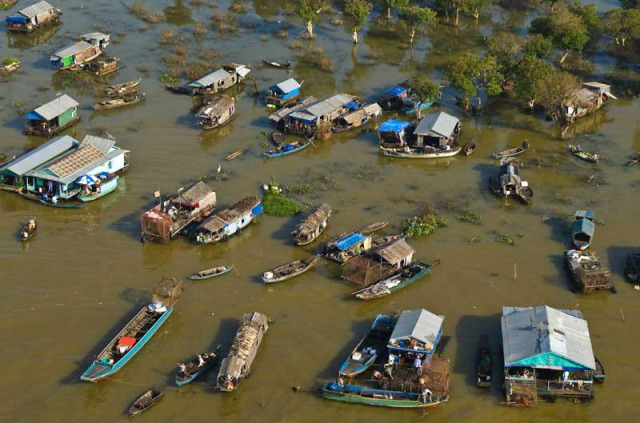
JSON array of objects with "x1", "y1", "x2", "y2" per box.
[
  {"x1": 293, "y1": 203, "x2": 331, "y2": 236},
  {"x1": 375, "y1": 239, "x2": 414, "y2": 266},
  {"x1": 176, "y1": 181, "x2": 214, "y2": 205}
]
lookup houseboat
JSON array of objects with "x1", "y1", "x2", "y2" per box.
[
  {"x1": 489, "y1": 158, "x2": 533, "y2": 204},
  {"x1": 217, "y1": 312, "x2": 268, "y2": 392},
  {"x1": 342, "y1": 238, "x2": 416, "y2": 287},
  {"x1": 376, "y1": 85, "x2": 409, "y2": 110},
  {"x1": 1, "y1": 135, "x2": 78, "y2": 191},
  {"x1": 22, "y1": 135, "x2": 129, "y2": 204},
  {"x1": 563, "y1": 82, "x2": 616, "y2": 122},
  {"x1": 266, "y1": 78, "x2": 302, "y2": 109},
  {"x1": 195, "y1": 196, "x2": 262, "y2": 244},
  {"x1": 353, "y1": 262, "x2": 434, "y2": 301},
  {"x1": 379, "y1": 112, "x2": 462, "y2": 159},
  {"x1": 24, "y1": 94, "x2": 80, "y2": 137},
  {"x1": 196, "y1": 95, "x2": 236, "y2": 129},
  {"x1": 81, "y1": 278, "x2": 182, "y2": 382},
  {"x1": 268, "y1": 96, "x2": 317, "y2": 127},
  {"x1": 333, "y1": 103, "x2": 382, "y2": 133},
  {"x1": 280, "y1": 93, "x2": 359, "y2": 139},
  {"x1": 6, "y1": 1, "x2": 61, "y2": 33},
  {"x1": 292, "y1": 203, "x2": 331, "y2": 245},
  {"x1": 338, "y1": 314, "x2": 396, "y2": 378},
  {"x1": 140, "y1": 181, "x2": 217, "y2": 243},
  {"x1": 49, "y1": 32, "x2": 110, "y2": 70},
  {"x1": 571, "y1": 210, "x2": 595, "y2": 250},
  {"x1": 378, "y1": 120, "x2": 414, "y2": 148},
  {"x1": 565, "y1": 250, "x2": 613, "y2": 294},
  {"x1": 167, "y1": 63, "x2": 251, "y2": 95},
  {"x1": 324, "y1": 308, "x2": 450, "y2": 409},
  {"x1": 502, "y1": 305, "x2": 599, "y2": 406},
  {"x1": 324, "y1": 231, "x2": 372, "y2": 264}
]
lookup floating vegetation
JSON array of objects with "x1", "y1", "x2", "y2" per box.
[
  {"x1": 285, "y1": 184, "x2": 311, "y2": 195},
  {"x1": 263, "y1": 190, "x2": 300, "y2": 217},
  {"x1": 211, "y1": 12, "x2": 238, "y2": 31},
  {"x1": 129, "y1": 2, "x2": 165, "y2": 23},
  {"x1": 138, "y1": 63, "x2": 151, "y2": 73},
  {"x1": 457, "y1": 210, "x2": 482, "y2": 225},
  {"x1": 160, "y1": 74, "x2": 179, "y2": 83},
  {"x1": 193, "y1": 22, "x2": 208, "y2": 36},
  {"x1": 159, "y1": 28, "x2": 177, "y2": 45},
  {"x1": 496, "y1": 234, "x2": 515, "y2": 246},
  {"x1": 2, "y1": 57, "x2": 19, "y2": 67},
  {"x1": 404, "y1": 205, "x2": 447, "y2": 239},
  {"x1": 467, "y1": 236, "x2": 481, "y2": 244},
  {"x1": 228, "y1": 1, "x2": 247, "y2": 14}
]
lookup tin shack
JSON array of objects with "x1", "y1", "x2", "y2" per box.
[
  {"x1": 414, "y1": 112, "x2": 461, "y2": 150},
  {"x1": 281, "y1": 93, "x2": 359, "y2": 138},
  {"x1": 50, "y1": 32, "x2": 110, "y2": 70},
  {"x1": 6, "y1": 1, "x2": 61, "y2": 33},
  {"x1": 188, "y1": 64, "x2": 251, "y2": 95},
  {"x1": 196, "y1": 95, "x2": 236, "y2": 129},
  {"x1": 266, "y1": 78, "x2": 302, "y2": 109},
  {"x1": 563, "y1": 82, "x2": 616, "y2": 122},
  {"x1": 24, "y1": 94, "x2": 80, "y2": 137},
  {"x1": 195, "y1": 196, "x2": 262, "y2": 244},
  {"x1": 377, "y1": 120, "x2": 414, "y2": 148}
]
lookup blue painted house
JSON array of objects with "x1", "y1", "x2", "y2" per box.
[
  {"x1": 266, "y1": 78, "x2": 301, "y2": 108},
  {"x1": 195, "y1": 196, "x2": 262, "y2": 244}
]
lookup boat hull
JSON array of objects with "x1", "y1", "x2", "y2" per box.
[
  {"x1": 323, "y1": 382, "x2": 449, "y2": 409},
  {"x1": 380, "y1": 146, "x2": 462, "y2": 159},
  {"x1": 263, "y1": 142, "x2": 310, "y2": 158},
  {"x1": 262, "y1": 257, "x2": 320, "y2": 283},
  {"x1": 189, "y1": 267, "x2": 232, "y2": 280},
  {"x1": 77, "y1": 177, "x2": 119, "y2": 202},
  {"x1": 355, "y1": 263, "x2": 431, "y2": 301},
  {"x1": 176, "y1": 365, "x2": 213, "y2": 386}
]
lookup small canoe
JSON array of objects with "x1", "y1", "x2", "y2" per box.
[
  {"x1": 262, "y1": 255, "x2": 321, "y2": 284},
  {"x1": 76, "y1": 176, "x2": 119, "y2": 202},
  {"x1": 260, "y1": 57, "x2": 292, "y2": 70},
  {"x1": 462, "y1": 142, "x2": 476, "y2": 156},
  {"x1": 103, "y1": 77, "x2": 141, "y2": 97},
  {"x1": 492, "y1": 140, "x2": 529, "y2": 159},
  {"x1": 176, "y1": 346, "x2": 221, "y2": 386},
  {"x1": 568, "y1": 145, "x2": 599, "y2": 163},
  {"x1": 225, "y1": 149, "x2": 244, "y2": 161},
  {"x1": 476, "y1": 335, "x2": 492, "y2": 388},
  {"x1": 357, "y1": 221, "x2": 388, "y2": 235},
  {"x1": 626, "y1": 152, "x2": 640, "y2": 167},
  {"x1": 128, "y1": 387, "x2": 164, "y2": 417},
  {"x1": 189, "y1": 266, "x2": 232, "y2": 280},
  {"x1": 271, "y1": 131, "x2": 285, "y2": 146},
  {"x1": 20, "y1": 218, "x2": 37, "y2": 242},
  {"x1": 594, "y1": 357, "x2": 605, "y2": 383},
  {"x1": 380, "y1": 145, "x2": 462, "y2": 159},
  {"x1": 263, "y1": 141, "x2": 309, "y2": 158},
  {"x1": 94, "y1": 94, "x2": 145, "y2": 111}
]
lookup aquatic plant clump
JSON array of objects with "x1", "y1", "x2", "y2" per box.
[
  {"x1": 404, "y1": 214, "x2": 447, "y2": 238},
  {"x1": 263, "y1": 192, "x2": 301, "y2": 217},
  {"x1": 129, "y1": 2, "x2": 165, "y2": 23},
  {"x1": 2, "y1": 57, "x2": 19, "y2": 67},
  {"x1": 457, "y1": 210, "x2": 482, "y2": 225}
]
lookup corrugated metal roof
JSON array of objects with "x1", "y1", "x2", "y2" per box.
[
  {"x1": 18, "y1": 1, "x2": 55, "y2": 19},
  {"x1": 196, "y1": 95, "x2": 235, "y2": 118},
  {"x1": 81, "y1": 32, "x2": 109, "y2": 43},
  {"x1": 501, "y1": 305, "x2": 595, "y2": 370},
  {"x1": 32, "y1": 94, "x2": 79, "y2": 121},
  {"x1": 388, "y1": 309, "x2": 443, "y2": 347},
  {"x1": 199, "y1": 215, "x2": 227, "y2": 233},
  {"x1": 1, "y1": 135, "x2": 78, "y2": 176},
  {"x1": 305, "y1": 94, "x2": 356, "y2": 118},
  {"x1": 28, "y1": 147, "x2": 126, "y2": 185},
  {"x1": 289, "y1": 111, "x2": 317, "y2": 123},
  {"x1": 189, "y1": 69, "x2": 230, "y2": 88},
  {"x1": 414, "y1": 111, "x2": 460, "y2": 138},
  {"x1": 376, "y1": 239, "x2": 415, "y2": 266},
  {"x1": 274, "y1": 78, "x2": 301, "y2": 94},
  {"x1": 51, "y1": 41, "x2": 94, "y2": 60},
  {"x1": 362, "y1": 103, "x2": 382, "y2": 115},
  {"x1": 81, "y1": 135, "x2": 116, "y2": 154},
  {"x1": 379, "y1": 119, "x2": 411, "y2": 133},
  {"x1": 575, "y1": 210, "x2": 595, "y2": 220}
]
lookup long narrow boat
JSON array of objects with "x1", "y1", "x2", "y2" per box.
[
  {"x1": 323, "y1": 381, "x2": 449, "y2": 408},
  {"x1": 103, "y1": 78, "x2": 141, "y2": 97},
  {"x1": 18, "y1": 189, "x2": 85, "y2": 209},
  {"x1": 271, "y1": 131, "x2": 285, "y2": 146},
  {"x1": 380, "y1": 145, "x2": 462, "y2": 159},
  {"x1": 338, "y1": 314, "x2": 395, "y2": 378},
  {"x1": 626, "y1": 152, "x2": 640, "y2": 167},
  {"x1": 128, "y1": 388, "x2": 164, "y2": 417},
  {"x1": 594, "y1": 357, "x2": 605, "y2": 383},
  {"x1": 262, "y1": 256, "x2": 321, "y2": 284},
  {"x1": 19, "y1": 218, "x2": 37, "y2": 242},
  {"x1": 462, "y1": 142, "x2": 476, "y2": 156},
  {"x1": 93, "y1": 94, "x2": 145, "y2": 111},
  {"x1": 568, "y1": 145, "x2": 599, "y2": 163},
  {"x1": 352, "y1": 262, "x2": 433, "y2": 301},
  {"x1": 175, "y1": 346, "x2": 221, "y2": 386},
  {"x1": 476, "y1": 334, "x2": 492, "y2": 388},
  {"x1": 189, "y1": 266, "x2": 232, "y2": 281},
  {"x1": 492, "y1": 140, "x2": 529, "y2": 159},
  {"x1": 260, "y1": 57, "x2": 291, "y2": 70},
  {"x1": 76, "y1": 176, "x2": 119, "y2": 202},
  {"x1": 357, "y1": 221, "x2": 388, "y2": 235},
  {"x1": 225, "y1": 149, "x2": 244, "y2": 161},
  {"x1": 263, "y1": 141, "x2": 310, "y2": 158},
  {"x1": 81, "y1": 279, "x2": 182, "y2": 382}
]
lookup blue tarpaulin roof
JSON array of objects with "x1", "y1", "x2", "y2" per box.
[
  {"x1": 386, "y1": 86, "x2": 406, "y2": 96},
  {"x1": 24, "y1": 112, "x2": 45, "y2": 120},
  {"x1": 379, "y1": 120, "x2": 411, "y2": 133},
  {"x1": 335, "y1": 233, "x2": 366, "y2": 251},
  {"x1": 6, "y1": 16, "x2": 28, "y2": 23},
  {"x1": 345, "y1": 101, "x2": 359, "y2": 110}
]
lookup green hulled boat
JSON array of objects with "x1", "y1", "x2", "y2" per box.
[
  {"x1": 322, "y1": 382, "x2": 449, "y2": 408},
  {"x1": 353, "y1": 261, "x2": 435, "y2": 300}
]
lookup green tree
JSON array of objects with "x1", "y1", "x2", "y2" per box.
[
  {"x1": 541, "y1": 0, "x2": 564, "y2": 13},
  {"x1": 445, "y1": 53, "x2": 503, "y2": 109},
  {"x1": 513, "y1": 56, "x2": 554, "y2": 108},
  {"x1": 530, "y1": 6, "x2": 589, "y2": 64},
  {"x1": 409, "y1": 74, "x2": 441, "y2": 102},
  {"x1": 620, "y1": 0, "x2": 640, "y2": 9},
  {"x1": 381, "y1": 0, "x2": 410, "y2": 20},
  {"x1": 604, "y1": 8, "x2": 640, "y2": 47},
  {"x1": 435, "y1": 0, "x2": 462, "y2": 25},
  {"x1": 344, "y1": 0, "x2": 372, "y2": 44},
  {"x1": 399, "y1": 5, "x2": 437, "y2": 44},
  {"x1": 462, "y1": 0, "x2": 493, "y2": 20},
  {"x1": 296, "y1": 0, "x2": 327, "y2": 39}
]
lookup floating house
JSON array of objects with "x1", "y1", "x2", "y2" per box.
[
  {"x1": 6, "y1": 1, "x2": 61, "y2": 33},
  {"x1": 266, "y1": 78, "x2": 302, "y2": 109},
  {"x1": 342, "y1": 238, "x2": 415, "y2": 286},
  {"x1": 196, "y1": 95, "x2": 236, "y2": 129},
  {"x1": 377, "y1": 120, "x2": 414, "y2": 148},
  {"x1": 24, "y1": 135, "x2": 129, "y2": 201},
  {"x1": 564, "y1": 250, "x2": 613, "y2": 294},
  {"x1": 324, "y1": 232, "x2": 372, "y2": 264},
  {"x1": 50, "y1": 32, "x2": 110, "y2": 70},
  {"x1": 414, "y1": 112, "x2": 460, "y2": 150},
  {"x1": 388, "y1": 309, "x2": 443, "y2": 356},
  {"x1": 376, "y1": 85, "x2": 409, "y2": 110},
  {"x1": 268, "y1": 96, "x2": 317, "y2": 126},
  {"x1": 571, "y1": 210, "x2": 595, "y2": 250},
  {"x1": 0, "y1": 135, "x2": 78, "y2": 190},
  {"x1": 292, "y1": 203, "x2": 332, "y2": 246},
  {"x1": 281, "y1": 94, "x2": 359, "y2": 138},
  {"x1": 24, "y1": 94, "x2": 80, "y2": 137},
  {"x1": 140, "y1": 181, "x2": 217, "y2": 243},
  {"x1": 563, "y1": 82, "x2": 616, "y2": 122},
  {"x1": 489, "y1": 158, "x2": 533, "y2": 204},
  {"x1": 333, "y1": 103, "x2": 382, "y2": 133},
  {"x1": 187, "y1": 63, "x2": 251, "y2": 95},
  {"x1": 195, "y1": 196, "x2": 262, "y2": 244},
  {"x1": 502, "y1": 305, "x2": 600, "y2": 406}
]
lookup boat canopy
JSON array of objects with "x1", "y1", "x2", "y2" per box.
[
  {"x1": 385, "y1": 86, "x2": 407, "y2": 97},
  {"x1": 152, "y1": 278, "x2": 183, "y2": 307},
  {"x1": 388, "y1": 309, "x2": 443, "y2": 353},
  {"x1": 335, "y1": 233, "x2": 367, "y2": 251},
  {"x1": 575, "y1": 210, "x2": 595, "y2": 220},
  {"x1": 379, "y1": 120, "x2": 411, "y2": 134}
]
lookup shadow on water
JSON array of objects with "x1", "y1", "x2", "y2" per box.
[
  {"x1": 547, "y1": 253, "x2": 573, "y2": 293},
  {"x1": 269, "y1": 214, "x2": 299, "y2": 243},
  {"x1": 543, "y1": 215, "x2": 572, "y2": 245},
  {"x1": 607, "y1": 246, "x2": 639, "y2": 281},
  {"x1": 316, "y1": 318, "x2": 372, "y2": 381}
]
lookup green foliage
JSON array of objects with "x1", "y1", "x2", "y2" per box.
[
  {"x1": 530, "y1": 6, "x2": 590, "y2": 62},
  {"x1": 408, "y1": 74, "x2": 440, "y2": 102},
  {"x1": 496, "y1": 234, "x2": 515, "y2": 245},
  {"x1": 522, "y1": 34, "x2": 553, "y2": 58},
  {"x1": 263, "y1": 191, "x2": 301, "y2": 217},
  {"x1": 344, "y1": 0, "x2": 372, "y2": 31},
  {"x1": 604, "y1": 8, "x2": 640, "y2": 47},
  {"x1": 404, "y1": 214, "x2": 447, "y2": 238},
  {"x1": 2, "y1": 57, "x2": 19, "y2": 67},
  {"x1": 381, "y1": 0, "x2": 410, "y2": 18},
  {"x1": 160, "y1": 74, "x2": 179, "y2": 83},
  {"x1": 457, "y1": 210, "x2": 482, "y2": 225},
  {"x1": 445, "y1": 53, "x2": 503, "y2": 107},
  {"x1": 285, "y1": 184, "x2": 311, "y2": 195},
  {"x1": 297, "y1": 0, "x2": 326, "y2": 23},
  {"x1": 399, "y1": 5, "x2": 437, "y2": 43}
]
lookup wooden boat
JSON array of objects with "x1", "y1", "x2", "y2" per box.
[
  {"x1": 81, "y1": 279, "x2": 182, "y2": 382},
  {"x1": 164, "y1": 84, "x2": 193, "y2": 95},
  {"x1": 492, "y1": 140, "x2": 529, "y2": 159},
  {"x1": 625, "y1": 252, "x2": 640, "y2": 283},
  {"x1": 401, "y1": 98, "x2": 433, "y2": 115},
  {"x1": 263, "y1": 141, "x2": 309, "y2": 158},
  {"x1": 20, "y1": 217, "x2": 37, "y2": 242},
  {"x1": 626, "y1": 152, "x2": 640, "y2": 167},
  {"x1": 292, "y1": 203, "x2": 332, "y2": 246},
  {"x1": 260, "y1": 57, "x2": 292, "y2": 70},
  {"x1": 76, "y1": 176, "x2": 119, "y2": 202},
  {"x1": 175, "y1": 346, "x2": 221, "y2": 386},
  {"x1": 196, "y1": 95, "x2": 236, "y2": 129},
  {"x1": 262, "y1": 255, "x2": 321, "y2": 284},
  {"x1": 225, "y1": 149, "x2": 244, "y2": 161},
  {"x1": 271, "y1": 131, "x2": 285, "y2": 146},
  {"x1": 594, "y1": 357, "x2": 605, "y2": 383},
  {"x1": 564, "y1": 249, "x2": 613, "y2": 294},
  {"x1": 353, "y1": 262, "x2": 434, "y2": 301},
  {"x1": 489, "y1": 158, "x2": 533, "y2": 204},
  {"x1": 103, "y1": 78, "x2": 141, "y2": 98},
  {"x1": 128, "y1": 387, "x2": 164, "y2": 417},
  {"x1": 475, "y1": 335, "x2": 492, "y2": 388},
  {"x1": 93, "y1": 94, "x2": 145, "y2": 111},
  {"x1": 357, "y1": 221, "x2": 388, "y2": 235},
  {"x1": 189, "y1": 266, "x2": 232, "y2": 281},
  {"x1": 380, "y1": 145, "x2": 462, "y2": 159},
  {"x1": 323, "y1": 381, "x2": 449, "y2": 409},
  {"x1": 18, "y1": 189, "x2": 85, "y2": 209},
  {"x1": 568, "y1": 144, "x2": 599, "y2": 163},
  {"x1": 217, "y1": 312, "x2": 268, "y2": 392},
  {"x1": 462, "y1": 142, "x2": 476, "y2": 156},
  {"x1": 338, "y1": 314, "x2": 395, "y2": 378},
  {"x1": 571, "y1": 210, "x2": 595, "y2": 250}
]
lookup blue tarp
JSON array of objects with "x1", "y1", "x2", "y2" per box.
[
  {"x1": 345, "y1": 101, "x2": 359, "y2": 111},
  {"x1": 24, "y1": 112, "x2": 45, "y2": 121},
  {"x1": 280, "y1": 88, "x2": 300, "y2": 100},
  {"x1": 6, "y1": 16, "x2": 28, "y2": 24},
  {"x1": 252, "y1": 203, "x2": 263, "y2": 216},
  {"x1": 379, "y1": 120, "x2": 411, "y2": 133},
  {"x1": 385, "y1": 86, "x2": 406, "y2": 97},
  {"x1": 282, "y1": 144, "x2": 296, "y2": 152},
  {"x1": 335, "y1": 233, "x2": 366, "y2": 251}
]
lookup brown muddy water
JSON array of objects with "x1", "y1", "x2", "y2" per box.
[{"x1": 1, "y1": 1, "x2": 639, "y2": 422}]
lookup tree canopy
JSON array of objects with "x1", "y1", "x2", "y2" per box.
[
  {"x1": 409, "y1": 74, "x2": 441, "y2": 102},
  {"x1": 604, "y1": 8, "x2": 640, "y2": 47},
  {"x1": 297, "y1": 0, "x2": 327, "y2": 38},
  {"x1": 344, "y1": 0, "x2": 372, "y2": 43},
  {"x1": 399, "y1": 5, "x2": 437, "y2": 44},
  {"x1": 445, "y1": 53, "x2": 503, "y2": 109},
  {"x1": 530, "y1": 6, "x2": 590, "y2": 63}
]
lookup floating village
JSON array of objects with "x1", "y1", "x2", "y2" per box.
[{"x1": 1, "y1": 0, "x2": 639, "y2": 421}]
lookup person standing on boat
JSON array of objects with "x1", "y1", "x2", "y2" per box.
[
  {"x1": 422, "y1": 387, "x2": 432, "y2": 403},
  {"x1": 197, "y1": 355, "x2": 205, "y2": 367},
  {"x1": 178, "y1": 363, "x2": 186, "y2": 375},
  {"x1": 414, "y1": 355, "x2": 422, "y2": 377}
]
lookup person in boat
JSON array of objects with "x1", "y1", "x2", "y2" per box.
[
  {"x1": 422, "y1": 387, "x2": 433, "y2": 403},
  {"x1": 178, "y1": 362, "x2": 187, "y2": 375},
  {"x1": 414, "y1": 355, "x2": 422, "y2": 376},
  {"x1": 337, "y1": 377, "x2": 344, "y2": 387},
  {"x1": 27, "y1": 218, "x2": 36, "y2": 231},
  {"x1": 197, "y1": 354, "x2": 205, "y2": 367},
  {"x1": 444, "y1": 144, "x2": 451, "y2": 152}
]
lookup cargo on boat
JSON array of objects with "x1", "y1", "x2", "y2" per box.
[
  {"x1": 562, "y1": 82, "x2": 616, "y2": 122},
  {"x1": 195, "y1": 196, "x2": 262, "y2": 244},
  {"x1": 261, "y1": 255, "x2": 321, "y2": 284},
  {"x1": 176, "y1": 346, "x2": 221, "y2": 386},
  {"x1": 569, "y1": 144, "x2": 599, "y2": 163},
  {"x1": 196, "y1": 95, "x2": 236, "y2": 129},
  {"x1": 292, "y1": 203, "x2": 331, "y2": 245},
  {"x1": 6, "y1": 1, "x2": 61, "y2": 33},
  {"x1": 266, "y1": 78, "x2": 301, "y2": 109},
  {"x1": 49, "y1": 32, "x2": 110, "y2": 70},
  {"x1": 502, "y1": 306, "x2": 600, "y2": 406},
  {"x1": 352, "y1": 262, "x2": 433, "y2": 301},
  {"x1": 564, "y1": 250, "x2": 613, "y2": 294},
  {"x1": 324, "y1": 231, "x2": 372, "y2": 264},
  {"x1": 338, "y1": 314, "x2": 396, "y2": 378},
  {"x1": 19, "y1": 217, "x2": 37, "y2": 241},
  {"x1": 103, "y1": 78, "x2": 141, "y2": 98},
  {"x1": 24, "y1": 94, "x2": 80, "y2": 137},
  {"x1": 93, "y1": 93, "x2": 144, "y2": 111},
  {"x1": 85, "y1": 56, "x2": 122, "y2": 76},
  {"x1": 217, "y1": 312, "x2": 268, "y2": 392},
  {"x1": 332, "y1": 103, "x2": 382, "y2": 133},
  {"x1": 81, "y1": 278, "x2": 183, "y2": 382},
  {"x1": 489, "y1": 158, "x2": 533, "y2": 204},
  {"x1": 279, "y1": 93, "x2": 359, "y2": 139},
  {"x1": 571, "y1": 210, "x2": 595, "y2": 250},
  {"x1": 141, "y1": 181, "x2": 217, "y2": 243}
]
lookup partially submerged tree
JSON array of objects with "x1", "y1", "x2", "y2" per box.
[
  {"x1": 604, "y1": 8, "x2": 640, "y2": 47},
  {"x1": 462, "y1": 0, "x2": 493, "y2": 20},
  {"x1": 530, "y1": 6, "x2": 589, "y2": 64},
  {"x1": 409, "y1": 74, "x2": 441, "y2": 102},
  {"x1": 344, "y1": 0, "x2": 372, "y2": 44},
  {"x1": 381, "y1": 0, "x2": 410, "y2": 20},
  {"x1": 297, "y1": 0, "x2": 326, "y2": 39},
  {"x1": 445, "y1": 53, "x2": 503, "y2": 109},
  {"x1": 541, "y1": 0, "x2": 564, "y2": 13},
  {"x1": 435, "y1": 0, "x2": 492, "y2": 24},
  {"x1": 399, "y1": 5, "x2": 437, "y2": 44}
]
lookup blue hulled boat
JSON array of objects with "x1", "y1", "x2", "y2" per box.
[
  {"x1": 176, "y1": 346, "x2": 221, "y2": 386},
  {"x1": 339, "y1": 314, "x2": 395, "y2": 378},
  {"x1": 572, "y1": 210, "x2": 595, "y2": 250},
  {"x1": 263, "y1": 141, "x2": 310, "y2": 158}
]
